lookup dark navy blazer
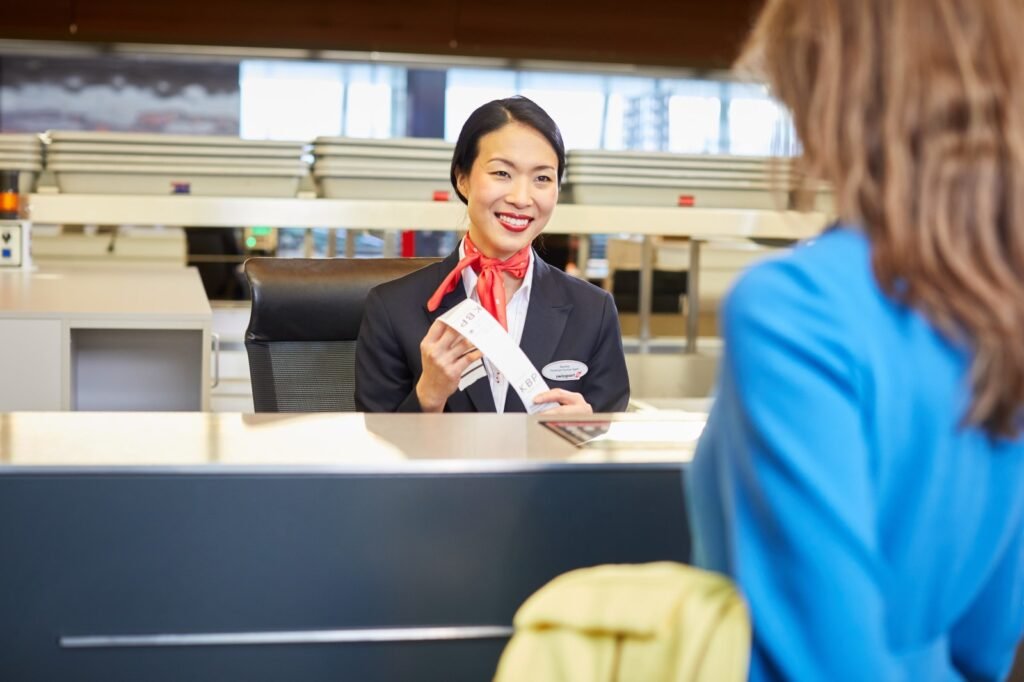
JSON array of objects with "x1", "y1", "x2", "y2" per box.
[{"x1": 355, "y1": 249, "x2": 630, "y2": 413}]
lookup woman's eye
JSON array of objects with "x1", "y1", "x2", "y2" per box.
[
  {"x1": 536, "y1": 175, "x2": 552, "y2": 183},
  {"x1": 491, "y1": 170, "x2": 511, "y2": 178}
]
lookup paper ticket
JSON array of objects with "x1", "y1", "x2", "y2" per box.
[
  {"x1": 438, "y1": 299, "x2": 557, "y2": 414},
  {"x1": 458, "y1": 358, "x2": 486, "y2": 391}
]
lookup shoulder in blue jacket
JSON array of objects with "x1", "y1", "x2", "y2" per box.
[{"x1": 689, "y1": 226, "x2": 1024, "y2": 681}]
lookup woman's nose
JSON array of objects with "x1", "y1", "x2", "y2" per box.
[{"x1": 505, "y1": 179, "x2": 531, "y2": 206}]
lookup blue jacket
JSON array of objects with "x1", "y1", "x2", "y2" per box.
[{"x1": 689, "y1": 226, "x2": 1024, "y2": 681}]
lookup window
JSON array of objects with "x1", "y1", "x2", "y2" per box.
[
  {"x1": 725, "y1": 82, "x2": 797, "y2": 156},
  {"x1": 344, "y1": 65, "x2": 406, "y2": 139},
  {"x1": 668, "y1": 96, "x2": 721, "y2": 153},
  {"x1": 666, "y1": 80, "x2": 723, "y2": 154},
  {"x1": 519, "y1": 72, "x2": 605, "y2": 150},
  {"x1": 239, "y1": 60, "x2": 406, "y2": 141},
  {"x1": 444, "y1": 68, "x2": 518, "y2": 141},
  {"x1": 443, "y1": 68, "x2": 796, "y2": 157},
  {"x1": 239, "y1": 60, "x2": 345, "y2": 140}
]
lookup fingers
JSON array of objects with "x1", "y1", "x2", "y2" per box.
[
  {"x1": 534, "y1": 389, "x2": 593, "y2": 415},
  {"x1": 423, "y1": 321, "x2": 460, "y2": 350},
  {"x1": 423, "y1": 318, "x2": 448, "y2": 343},
  {"x1": 453, "y1": 349, "x2": 483, "y2": 375},
  {"x1": 422, "y1": 324, "x2": 478, "y2": 362},
  {"x1": 442, "y1": 334, "x2": 478, "y2": 367},
  {"x1": 421, "y1": 325, "x2": 482, "y2": 381},
  {"x1": 535, "y1": 404, "x2": 574, "y2": 415},
  {"x1": 434, "y1": 324, "x2": 478, "y2": 354},
  {"x1": 533, "y1": 388, "x2": 582, "y2": 405},
  {"x1": 459, "y1": 348, "x2": 483, "y2": 363}
]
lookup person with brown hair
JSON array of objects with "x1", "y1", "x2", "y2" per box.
[{"x1": 688, "y1": 0, "x2": 1024, "y2": 679}]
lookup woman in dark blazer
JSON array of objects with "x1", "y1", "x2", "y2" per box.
[{"x1": 355, "y1": 97, "x2": 629, "y2": 414}]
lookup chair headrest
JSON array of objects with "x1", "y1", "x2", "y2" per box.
[{"x1": 244, "y1": 257, "x2": 440, "y2": 342}]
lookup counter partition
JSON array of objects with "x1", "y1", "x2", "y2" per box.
[{"x1": 0, "y1": 411, "x2": 700, "y2": 682}]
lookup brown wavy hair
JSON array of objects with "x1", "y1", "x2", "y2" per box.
[{"x1": 741, "y1": 0, "x2": 1024, "y2": 437}]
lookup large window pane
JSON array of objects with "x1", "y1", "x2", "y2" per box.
[
  {"x1": 668, "y1": 95, "x2": 721, "y2": 153},
  {"x1": 602, "y1": 77, "x2": 656, "y2": 151},
  {"x1": 445, "y1": 69, "x2": 607, "y2": 150},
  {"x1": 725, "y1": 82, "x2": 797, "y2": 156},
  {"x1": 344, "y1": 64, "x2": 405, "y2": 139},
  {"x1": 239, "y1": 60, "x2": 344, "y2": 140},
  {"x1": 520, "y1": 72, "x2": 605, "y2": 150},
  {"x1": 444, "y1": 68, "x2": 518, "y2": 141},
  {"x1": 240, "y1": 60, "x2": 406, "y2": 142}
]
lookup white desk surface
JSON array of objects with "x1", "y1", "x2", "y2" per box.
[
  {"x1": 0, "y1": 266, "x2": 211, "y2": 321},
  {"x1": 0, "y1": 411, "x2": 707, "y2": 470}
]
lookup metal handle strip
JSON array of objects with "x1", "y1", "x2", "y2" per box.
[
  {"x1": 61, "y1": 625, "x2": 514, "y2": 649},
  {"x1": 638, "y1": 234, "x2": 654, "y2": 353},
  {"x1": 210, "y1": 331, "x2": 221, "y2": 389},
  {"x1": 685, "y1": 239, "x2": 702, "y2": 354}
]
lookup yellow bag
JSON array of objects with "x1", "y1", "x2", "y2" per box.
[{"x1": 493, "y1": 562, "x2": 750, "y2": 682}]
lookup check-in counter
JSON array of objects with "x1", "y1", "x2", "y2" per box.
[
  {"x1": 0, "y1": 411, "x2": 702, "y2": 682},
  {"x1": 0, "y1": 267, "x2": 212, "y2": 411}
]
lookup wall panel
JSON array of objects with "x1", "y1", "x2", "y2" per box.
[{"x1": 0, "y1": 0, "x2": 764, "y2": 69}]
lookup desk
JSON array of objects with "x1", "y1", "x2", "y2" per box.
[
  {"x1": 0, "y1": 267, "x2": 212, "y2": 411},
  {"x1": 0, "y1": 410, "x2": 704, "y2": 467},
  {"x1": 0, "y1": 411, "x2": 701, "y2": 682}
]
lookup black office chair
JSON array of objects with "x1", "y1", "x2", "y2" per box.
[{"x1": 244, "y1": 257, "x2": 440, "y2": 412}]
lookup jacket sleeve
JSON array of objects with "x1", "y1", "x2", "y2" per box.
[
  {"x1": 693, "y1": 261, "x2": 961, "y2": 681},
  {"x1": 950, "y1": 528, "x2": 1024, "y2": 680},
  {"x1": 354, "y1": 287, "x2": 423, "y2": 413},
  {"x1": 581, "y1": 291, "x2": 630, "y2": 412}
]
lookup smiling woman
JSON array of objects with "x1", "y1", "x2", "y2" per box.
[
  {"x1": 456, "y1": 123, "x2": 558, "y2": 262},
  {"x1": 354, "y1": 96, "x2": 630, "y2": 415}
]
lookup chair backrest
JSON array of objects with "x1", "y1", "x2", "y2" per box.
[{"x1": 244, "y1": 256, "x2": 440, "y2": 412}]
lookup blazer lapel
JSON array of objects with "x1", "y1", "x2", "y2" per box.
[
  {"x1": 424, "y1": 248, "x2": 494, "y2": 412},
  {"x1": 509, "y1": 258, "x2": 573, "y2": 412}
]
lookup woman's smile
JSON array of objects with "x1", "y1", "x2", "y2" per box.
[{"x1": 495, "y1": 212, "x2": 533, "y2": 232}]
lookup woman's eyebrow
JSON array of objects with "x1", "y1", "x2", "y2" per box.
[{"x1": 487, "y1": 157, "x2": 555, "y2": 172}]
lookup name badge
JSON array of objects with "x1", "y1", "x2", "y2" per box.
[{"x1": 541, "y1": 360, "x2": 588, "y2": 382}]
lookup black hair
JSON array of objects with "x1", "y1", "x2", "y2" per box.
[{"x1": 449, "y1": 95, "x2": 566, "y2": 204}]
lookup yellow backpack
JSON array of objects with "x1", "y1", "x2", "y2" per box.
[{"x1": 493, "y1": 562, "x2": 750, "y2": 682}]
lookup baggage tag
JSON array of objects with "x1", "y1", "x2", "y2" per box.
[{"x1": 439, "y1": 299, "x2": 557, "y2": 414}]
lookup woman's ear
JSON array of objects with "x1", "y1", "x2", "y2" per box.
[{"x1": 455, "y1": 170, "x2": 469, "y2": 199}]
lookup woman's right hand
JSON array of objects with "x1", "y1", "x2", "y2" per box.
[{"x1": 416, "y1": 319, "x2": 483, "y2": 413}]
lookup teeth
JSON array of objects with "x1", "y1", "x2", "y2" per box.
[{"x1": 498, "y1": 214, "x2": 529, "y2": 228}]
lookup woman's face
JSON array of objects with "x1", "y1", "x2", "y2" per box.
[{"x1": 456, "y1": 122, "x2": 559, "y2": 260}]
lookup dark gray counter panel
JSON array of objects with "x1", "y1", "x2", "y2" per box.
[{"x1": 0, "y1": 467, "x2": 689, "y2": 681}]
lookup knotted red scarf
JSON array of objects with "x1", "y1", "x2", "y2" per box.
[{"x1": 426, "y1": 235, "x2": 531, "y2": 330}]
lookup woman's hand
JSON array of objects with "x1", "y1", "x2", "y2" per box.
[
  {"x1": 532, "y1": 388, "x2": 593, "y2": 415},
  {"x1": 416, "y1": 319, "x2": 483, "y2": 413}
]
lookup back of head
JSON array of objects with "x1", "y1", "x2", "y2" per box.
[{"x1": 742, "y1": 0, "x2": 1024, "y2": 438}]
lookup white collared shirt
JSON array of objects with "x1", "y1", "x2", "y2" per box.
[{"x1": 459, "y1": 239, "x2": 534, "y2": 413}]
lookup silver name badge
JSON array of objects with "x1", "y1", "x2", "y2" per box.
[{"x1": 541, "y1": 360, "x2": 588, "y2": 382}]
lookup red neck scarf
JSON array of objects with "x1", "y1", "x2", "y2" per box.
[{"x1": 426, "y1": 235, "x2": 531, "y2": 330}]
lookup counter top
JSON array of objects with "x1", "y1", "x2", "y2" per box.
[
  {"x1": 0, "y1": 266, "x2": 211, "y2": 321},
  {"x1": 0, "y1": 411, "x2": 707, "y2": 471}
]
